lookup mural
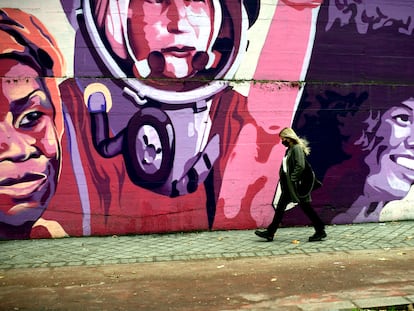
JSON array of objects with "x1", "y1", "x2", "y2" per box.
[
  {"x1": 283, "y1": 0, "x2": 414, "y2": 227},
  {"x1": 0, "y1": 0, "x2": 413, "y2": 239}
]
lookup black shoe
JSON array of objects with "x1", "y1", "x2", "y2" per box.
[
  {"x1": 255, "y1": 230, "x2": 274, "y2": 242},
  {"x1": 308, "y1": 231, "x2": 327, "y2": 242}
]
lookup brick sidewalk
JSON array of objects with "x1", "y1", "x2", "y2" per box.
[{"x1": 1, "y1": 221, "x2": 413, "y2": 269}]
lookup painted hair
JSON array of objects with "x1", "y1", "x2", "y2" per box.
[
  {"x1": 279, "y1": 127, "x2": 310, "y2": 156},
  {"x1": 310, "y1": 0, "x2": 414, "y2": 153},
  {"x1": 292, "y1": 0, "x2": 414, "y2": 179}
]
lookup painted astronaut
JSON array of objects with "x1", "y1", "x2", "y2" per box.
[
  {"x1": 79, "y1": 0, "x2": 257, "y2": 197},
  {"x1": 55, "y1": 0, "x2": 328, "y2": 235},
  {"x1": 57, "y1": 0, "x2": 262, "y2": 234}
]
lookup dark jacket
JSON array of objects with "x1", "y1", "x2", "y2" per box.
[{"x1": 279, "y1": 144, "x2": 316, "y2": 203}]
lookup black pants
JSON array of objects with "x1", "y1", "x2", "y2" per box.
[{"x1": 267, "y1": 191, "x2": 325, "y2": 235}]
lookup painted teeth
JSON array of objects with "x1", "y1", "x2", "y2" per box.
[{"x1": 396, "y1": 156, "x2": 414, "y2": 170}]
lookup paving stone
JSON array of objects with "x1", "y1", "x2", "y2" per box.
[
  {"x1": 297, "y1": 300, "x2": 357, "y2": 311},
  {"x1": 1, "y1": 221, "x2": 413, "y2": 269},
  {"x1": 352, "y1": 296, "x2": 411, "y2": 309}
]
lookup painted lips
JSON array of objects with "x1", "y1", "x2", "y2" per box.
[
  {"x1": 0, "y1": 173, "x2": 46, "y2": 198},
  {"x1": 392, "y1": 155, "x2": 414, "y2": 171},
  {"x1": 161, "y1": 46, "x2": 195, "y2": 57}
]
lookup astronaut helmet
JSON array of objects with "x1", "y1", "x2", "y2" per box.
[{"x1": 79, "y1": 0, "x2": 260, "y2": 105}]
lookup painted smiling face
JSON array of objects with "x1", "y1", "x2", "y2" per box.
[
  {"x1": 128, "y1": 0, "x2": 214, "y2": 79},
  {"x1": 364, "y1": 97, "x2": 414, "y2": 200},
  {"x1": 0, "y1": 59, "x2": 60, "y2": 227}
]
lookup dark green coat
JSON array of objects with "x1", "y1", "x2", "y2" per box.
[{"x1": 279, "y1": 144, "x2": 316, "y2": 203}]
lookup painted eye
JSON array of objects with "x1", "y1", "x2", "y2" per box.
[
  {"x1": 392, "y1": 113, "x2": 411, "y2": 127},
  {"x1": 397, "y1": 115, "x2": 409, "y2": 122},
  {"x1": 19, "y1": 111, "x2": 44, "y2": 128}
]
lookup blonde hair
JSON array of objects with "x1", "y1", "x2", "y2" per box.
[{"x1": 279, "y1": 127, "x2": 310, "y2": 156}]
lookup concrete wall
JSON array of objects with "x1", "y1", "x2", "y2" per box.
[{"x1": 1, "y1": 0, "x2": 413, "y2": 239}]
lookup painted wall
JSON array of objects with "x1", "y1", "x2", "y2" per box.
[{"x1": 1, "y1": 0, "x2": 413, "y2": 239}]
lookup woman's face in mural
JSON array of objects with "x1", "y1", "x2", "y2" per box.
[
  {"x1": 129, "y1": 0, "x2": 214, "y2": 79},
  {"x1": 365, "y1": 97, "x2": 414, "y2": 199},
  {"x1": 0, "y1": 59, "x2": 60, "y2": 227}
]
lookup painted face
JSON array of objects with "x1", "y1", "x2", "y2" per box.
[
  {"x1": 128, "y1": 0, "x2": 214, "y2": 79},
  {"x1": 0, "y1": 59, "x2": 60, "y2": 226},
  {"x1": 364, "y1": 97, "x2": 414, "y2": 199}
]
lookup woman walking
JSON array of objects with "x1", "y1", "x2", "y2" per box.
[{"x1": 255, "y1": 127, "x2": 326, "y2": 242}]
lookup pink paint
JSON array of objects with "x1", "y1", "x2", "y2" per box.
[{"x1": 217, "y1": 3, "x2": 316, "y2": 226}]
